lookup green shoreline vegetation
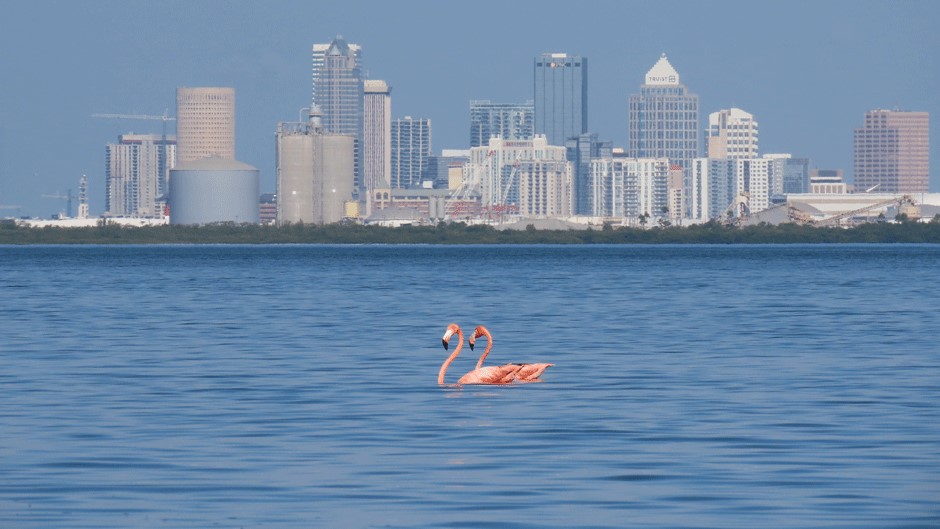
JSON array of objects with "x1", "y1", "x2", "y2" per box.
[{"x1": 3, "y1": 217, "x2": 940, "y2": 245}]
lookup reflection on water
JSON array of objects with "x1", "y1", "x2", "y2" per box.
[{"x1": 1, "y1": 244, "x2": 938, "y2": 528}]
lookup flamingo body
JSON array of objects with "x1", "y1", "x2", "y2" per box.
[{"x1": 444, "y1": 325, "x2": 553, "y2": 385}]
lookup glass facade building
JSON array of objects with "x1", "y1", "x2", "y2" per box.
[
  {"x1": 566, "y1": 133, "x2": 612, "y2": 215},
  {"x1": 628, "y1": 54, "x2": 700, "y2": 175},
  {"x1": 312, "y1": 37, "x2": 364, "y2": 195},
  {"x1": 469, "y1": 100, "x2": 534, "y2": 148},
  {"x1": 534, "y1": 53, "x2": 587, "y2": 147},
  {"x1": 391, "y1": 117, "x2": 432, "y2": 189}
]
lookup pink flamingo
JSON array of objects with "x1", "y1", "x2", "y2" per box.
[
  {"x1": 468, "y1": 325, "x2": 553, "y2": 383},
  {"x1": 439, "y1": 323, "x2": 552, "y2": 385}
]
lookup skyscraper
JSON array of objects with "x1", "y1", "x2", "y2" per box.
[
  {"x1": 628, "y1": 54, "x2": 700, "y2": 174},
  {"x1": 707, "y1": 108, "x2": 759, "y2": 160},
  {"x1": 853, "y1": 109, "x2": 929, "y2": 193},
  {"x1": 105, "y1": 133, "x2": 176, "y2": 217},
  {"x1": 391, "y1": 117, "x2": 431, "y2": 189},
  {"x1": 566, "y1": 133, "x2": 612, "y2": 215},
  {"x1": 176, "y1": 87, "x2": 235, "y2": 163},
  {"x1": 469, "y1": 100, "x2": 534, "y2": 147},
  {"x1": 363, "y1": 80, "x2": 392, "y2": 193},
  {"x1": 312, "y1": 36, "x2": 364, "y2": 194},
  {"x1": 534, "y1": 53, "x2": 587, "y2": 146}
]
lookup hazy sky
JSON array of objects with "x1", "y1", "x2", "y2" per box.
[{"x1": 1, "y1": 0, "x2": 937, "y2": 217}]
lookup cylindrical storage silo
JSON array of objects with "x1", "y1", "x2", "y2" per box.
[
  {"x1": 276, "y1": 131, "x2": 316, "y2": 225},
  {"x1": 169, "y1": 157, "x2": 260, "y2": 225},
  {"x1": 314, "y1": 134, "x2": 355, "y2": 224}
]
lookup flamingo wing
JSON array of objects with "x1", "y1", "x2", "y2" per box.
[
  {"x1": 457, "y1": 364, "x2": 523, "y2": 385},
  {"x1": 513, "y1": 363, "x2": 554, "y2": 382}
]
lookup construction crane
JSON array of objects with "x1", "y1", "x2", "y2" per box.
[
  {"x1": 484, "y1": 161, "x2": 521, "y2": 222},
  {"x1": 42, "y1": 190, "x2": 77, "y2": 218},
  {"x1": 445, "y1": 149, "x2": 494, "y2": 221},
  {"x1": 92, "y1": 110, "x2": 176, "y2": 136}
]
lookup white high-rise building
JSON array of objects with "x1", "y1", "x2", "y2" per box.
[
  {"x1": 518, "y1": 160, "x2": 573, "y2": 217},
  {"x1": 391, "y1": 116, "x2": 431, "y2": 189},
  {"x1": 688, "y1": 158, "x2": 735, "y2": 221},
  {"x1": 688, "y1": 154, "x2": 795, "y2": 222},
  {"x1": 176, "y1": 87, "x2": 235, "y2": 163},
  {"x1": 589, "y1": 156, "x2": 670, "y2": 223},
  {"x1": 105, "y1": 133, "x2": 176, "y2": 217},
  {"x1": 707, "y1": 108, "x2": 759, "y2": 159},
  {"x1": 467, "y1": 135, "x2": 569, "y2": 211},
  {"x1": 363, "y1": 80, "x2": 392, "y2": 196}
]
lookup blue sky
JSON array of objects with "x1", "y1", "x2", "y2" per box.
[{"x1": 1, "y1": 0, "x2": 937, "y2": 217}]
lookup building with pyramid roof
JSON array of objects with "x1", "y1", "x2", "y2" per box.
[
  {"x1": 628, "y1": 54, "x2": 700, "y2": 179},
  {"x1": 312, "y1": 36, "x2": 364, "y2": 196}
]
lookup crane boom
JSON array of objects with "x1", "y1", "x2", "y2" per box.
[{"x1": 92, "y1": 113, "x2": 175, "y2": 121}]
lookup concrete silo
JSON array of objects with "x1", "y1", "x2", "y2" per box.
[
  {"x1": 276, "y1": 123, "x2": 317, "y2": 225},
  {"x1": 276, "y1": 119, "x2": 354, "y2": 225},
  {"x1": 169, "y1": 157, "x2": 259, "y2": 225},
  {"x1": 314, "y1": 134, "x2": 354, "y2": 224}
]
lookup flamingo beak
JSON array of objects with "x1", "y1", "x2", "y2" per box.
[
  {"x1": 442, "y1": 338, "x2": 449, "y2": 350},
  {"x1": 469, "y1": 341, "x2": 475, "y2": 351}
]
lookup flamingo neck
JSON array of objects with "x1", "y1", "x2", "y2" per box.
[
  {"x1": 438, "y1": 327, "x2": 463, "y2": 385},
  {"x1": 475, "y1": 331, "x2": 493, "y2": 370}
]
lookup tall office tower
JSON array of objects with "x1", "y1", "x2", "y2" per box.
[
  {"x1": 105, "y1": 133, "x2": 177, "y2": 217},
  {"x1": 390, "y1": 117, "x2": 431, "y2": 189},
  {"x1": 176, "y1": 87, "x2": 235, "y2": 163},
  {"x1": 469, "y1": 100, "x2": 534, "y2": 147},
  {"x1": 588, "y1": 156, "x2": 670, "y2": 221},
  {"x1": 534, "y1": 53, "x2": 587, "y2": 146},
  {"x1": 275, "y1": 115, "x2": 355, "y2": 225},
  {"x1": 566, "y1": 133, "x2": 612, "y2": 215},
  {"x1": 312, "y1": 36, "x2": 364, "y2": 194},
  {"x1": 707, "y1": 108, "x2": 759, "y2": 159},
  {"x1": 628, "y1": 54, "x2": 700, "y2": 174},
  {"x1": 363, "y1": 80, "x2": 392, "y2": 194},
  {"x1": 854, "y1": 109, "x2": 929, "y2": 193}
]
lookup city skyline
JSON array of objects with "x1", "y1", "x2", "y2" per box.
[{"x1": 0, "y1": 0, "x2": 937, "y2": 217}]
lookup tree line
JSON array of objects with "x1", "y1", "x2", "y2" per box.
[{"x1": 3, "y1": 218, "x2": 940, "y2": 245}]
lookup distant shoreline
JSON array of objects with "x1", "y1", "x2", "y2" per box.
[{"x1": 3, "y1": 220, "x2": 940, "y2": 245}]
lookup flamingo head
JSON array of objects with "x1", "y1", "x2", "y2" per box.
[
  {"x1": 469, "y1": 325, "x2": 488, "y2": 350},
  {"x1": 442, "y1": 323, "x2": 460, "y2": 350}
]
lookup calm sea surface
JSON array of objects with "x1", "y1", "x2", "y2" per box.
[{"x1": 1, "y1": 244, "x2": 938, "y2": 528}]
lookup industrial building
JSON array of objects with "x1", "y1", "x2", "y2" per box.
[
  {"x1": 275, "y1": 116, "x2": 355, "y2": 225},
  {"x1": 169, "y1": 157, "x2": 259, "y2": 225}
]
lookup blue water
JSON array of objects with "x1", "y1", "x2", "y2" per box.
[{"x1": 1, "y1": 244, "x2": 938, "y2": 528}]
